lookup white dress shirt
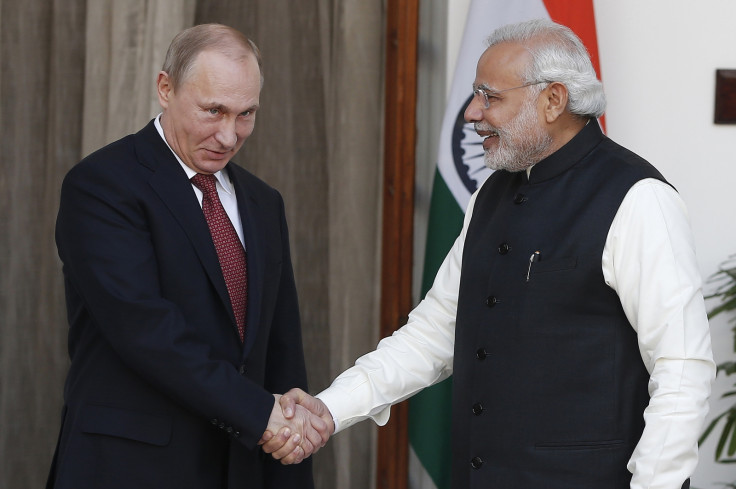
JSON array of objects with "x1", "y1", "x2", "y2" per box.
[
  {"x1": 154, "y1": 115, "x2": 245, "y2": 248},
  {"x1": 317, "y1": 176, "x2": 715, "y2": 489}
]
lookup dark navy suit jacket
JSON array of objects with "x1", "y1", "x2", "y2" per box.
[{"x1": 47, "y1": 120, "x2": 313, "y2": 489}]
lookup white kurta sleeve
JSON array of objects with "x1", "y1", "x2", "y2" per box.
[
  {"x1": 601, "y1": 178, "x2": 716, "y2": 489},
  {"x1": 316, "y1": 188, "x2": 482, "y2": 433}
]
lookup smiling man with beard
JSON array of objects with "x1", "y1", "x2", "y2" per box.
[{"x1": 266, "y1": 18, "x2": 715, "y2": 489}]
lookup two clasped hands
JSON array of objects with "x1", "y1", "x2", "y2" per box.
[{"x1": 259, "y1": 389, "x2": 333, "y2": 464}]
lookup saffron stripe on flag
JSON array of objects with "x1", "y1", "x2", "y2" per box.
[{"x1": 543, "y1": 0, "x2": 605, "y2": 130}]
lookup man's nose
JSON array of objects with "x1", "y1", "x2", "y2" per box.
[
  {"x1": 464, "y1": 97, "x2": 483, "y2": 123},
  {"x1": 215, "y1": 118, "x2": 238, "y2": 148}
]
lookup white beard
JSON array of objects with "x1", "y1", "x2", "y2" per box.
[{"x1": 479, "y1": 96, "x2": 553, "y2": 173}]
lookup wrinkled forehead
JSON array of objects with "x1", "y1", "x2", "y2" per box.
[
  {"x1": 475, "y1": 42, "x2": 531, "y2": 88},
  {"x1": 177, "y1": 47, "x2": 260, "y2": 91}
]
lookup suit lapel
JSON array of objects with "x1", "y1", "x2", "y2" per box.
[
  {"x1": 228, "y1": 165, "x2": 265, "y2": 358},
  {"x1": 135, "y1": 122, "x2": 239, "y2": 338}
]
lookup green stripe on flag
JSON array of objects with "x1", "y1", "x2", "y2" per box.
[
  {"x1": 419, "y1": 170, "x2": 464, "y2": 296},
  {"x1": 408, "y1": 170, "x2": 464, "y2": 489},
  {"x1": 409, "y1": 379, "x2": 453, "y2": 489}
]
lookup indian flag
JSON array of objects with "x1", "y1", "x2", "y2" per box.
[{"x1": 408, "y1": 1, "x2": 604, "y2": 488}]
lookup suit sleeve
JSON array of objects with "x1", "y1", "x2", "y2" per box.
[{"x1": 56, "y1": 158, "x2": 275, "y2": 449}]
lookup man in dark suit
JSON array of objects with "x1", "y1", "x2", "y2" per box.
[{"x1": 46, "y1": 24, "x2": 328, "y2": 489}]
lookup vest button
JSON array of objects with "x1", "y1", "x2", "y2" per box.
[
  {"x1": 514, "y1": 193, "x2": 528, "y2": 204},
  {"x1": 498, "y1": 242, "x2": 511, "y2": 255},
  {"x1": 238, "y1": 364, "x2": 247, "y2": 375},
  {"x1": 485, "y1": 296, "x2": 498, "y2": 307},
  {"x1": 472, "y1": 402, "x2": 484, "y2": 415},
  {"x1": 470, "y1": 456, "x2": 484, "y2": 469},
  {"x1": 476, "y1": 348, "x2": 488, "y2": 360}
]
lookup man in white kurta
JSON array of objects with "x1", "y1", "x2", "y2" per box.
[{"x1": 263, "y1": 19, "x2": 715, "y2": 489}]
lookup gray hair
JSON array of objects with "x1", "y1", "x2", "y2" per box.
[
  {"x1": 486, "y1": 19, "x2": 606, "y2": 118},
  {"x1": 162, "y1": 23, "x2": 263, "y2": 90}
]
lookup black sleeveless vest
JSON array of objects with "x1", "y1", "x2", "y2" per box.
[{"x1": 451, "y1": 122, "x2": 666, "y2": 489}]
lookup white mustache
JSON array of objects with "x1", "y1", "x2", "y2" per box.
[{"x1": 474, "y1": 122, "x2": 500, "y2": 134}]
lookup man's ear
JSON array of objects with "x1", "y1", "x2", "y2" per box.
[
  {"x1": 157, "y1": 71, "x2": 173, "y2": 109},
  {"x1": 541, "y1": 82, "x2": 569, "y2": 123}
]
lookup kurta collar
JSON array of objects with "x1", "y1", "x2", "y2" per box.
[{"x1": 526, "y1": 119, "x2": 605, "y2": 184}]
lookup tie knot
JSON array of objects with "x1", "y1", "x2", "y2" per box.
[{"x1": 191, "y1": 173, "x2": 218, "y2": 196}]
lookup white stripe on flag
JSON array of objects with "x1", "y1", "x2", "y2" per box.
[
  {"x1": 409, "y1": 445, "x2": 439, "y2": 489},
  {"x1": 436, "y1": 0, "x2": 549, "y2": 211}
]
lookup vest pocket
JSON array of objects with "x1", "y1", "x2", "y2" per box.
[
  {"x1": 520, "y1": 254, "x2": 603, "y2": 337},
  {"x1": 535, "y1": 439, "x2": 624, "y2": 450},
  {"x1": 525, "y1": 439, "x2": 634, "y2": 489},
  {"x1": 528, "y1": 256, "x2": 578, "y2": 275},
  {"x1": 520, "y1": 256, "x2": 579, "y2": 338}
]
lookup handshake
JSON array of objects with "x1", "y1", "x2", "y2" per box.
[{"x1": 259, "y1": 388, "x2": 334, "y2": 464}]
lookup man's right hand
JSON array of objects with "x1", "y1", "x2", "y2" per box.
[
  {"x1": 259, "y1": 394, "x2": 330, "y2": 464},
  {"x1": 259, "y1": 389, "x2": 335, "y2": 464},
  {"x1": 280, "y1": 388, "x2": 335, "y2": 435}
]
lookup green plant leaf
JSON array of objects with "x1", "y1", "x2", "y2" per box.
[
  {"x1": 701, "y1": 411, "x2": 731, "y2": 444},
  {"x1": 715, "y1": 415, "x2": 735, "y2": 460},
  {"x1": 718, "y1": 362, "x2": 736, "y2": 375},
  {"x1": 730, "y1": 417, "x2": 736, "y2": 456},
  {"x1": 701, "y1": 254, "x2": 736, "y2": 478}
]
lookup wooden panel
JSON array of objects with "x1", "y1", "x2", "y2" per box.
[
  {"x1": 378, "y1": 0, "x2": 420, "y2": 488},
  {"x1": 715, "y1": 69, "x2": 736, "y2": 124}
]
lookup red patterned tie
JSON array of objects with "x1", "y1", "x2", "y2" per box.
[{"x1": 191, "y1": 173, "x2": 247, "y2": 342}]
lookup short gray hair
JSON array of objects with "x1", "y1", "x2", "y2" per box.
[
  {"x1": 162, "y1": 23, "x2": 263, "y2": 90},
  {"x1": 486, "y1": 19, "x2": 606, "y2": 118}
]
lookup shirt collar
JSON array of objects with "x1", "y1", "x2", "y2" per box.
[{"x1": 154, "y1": 114, "x2": 234, "y2": 195}]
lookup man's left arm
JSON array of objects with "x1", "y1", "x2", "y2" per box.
[{"x1": 603, "y1": 179, "x2": 716, "y2": 489}]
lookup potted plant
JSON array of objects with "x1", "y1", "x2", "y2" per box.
[{"x1": 699, "y1": 255, "x2": 736, "y2": 467}]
